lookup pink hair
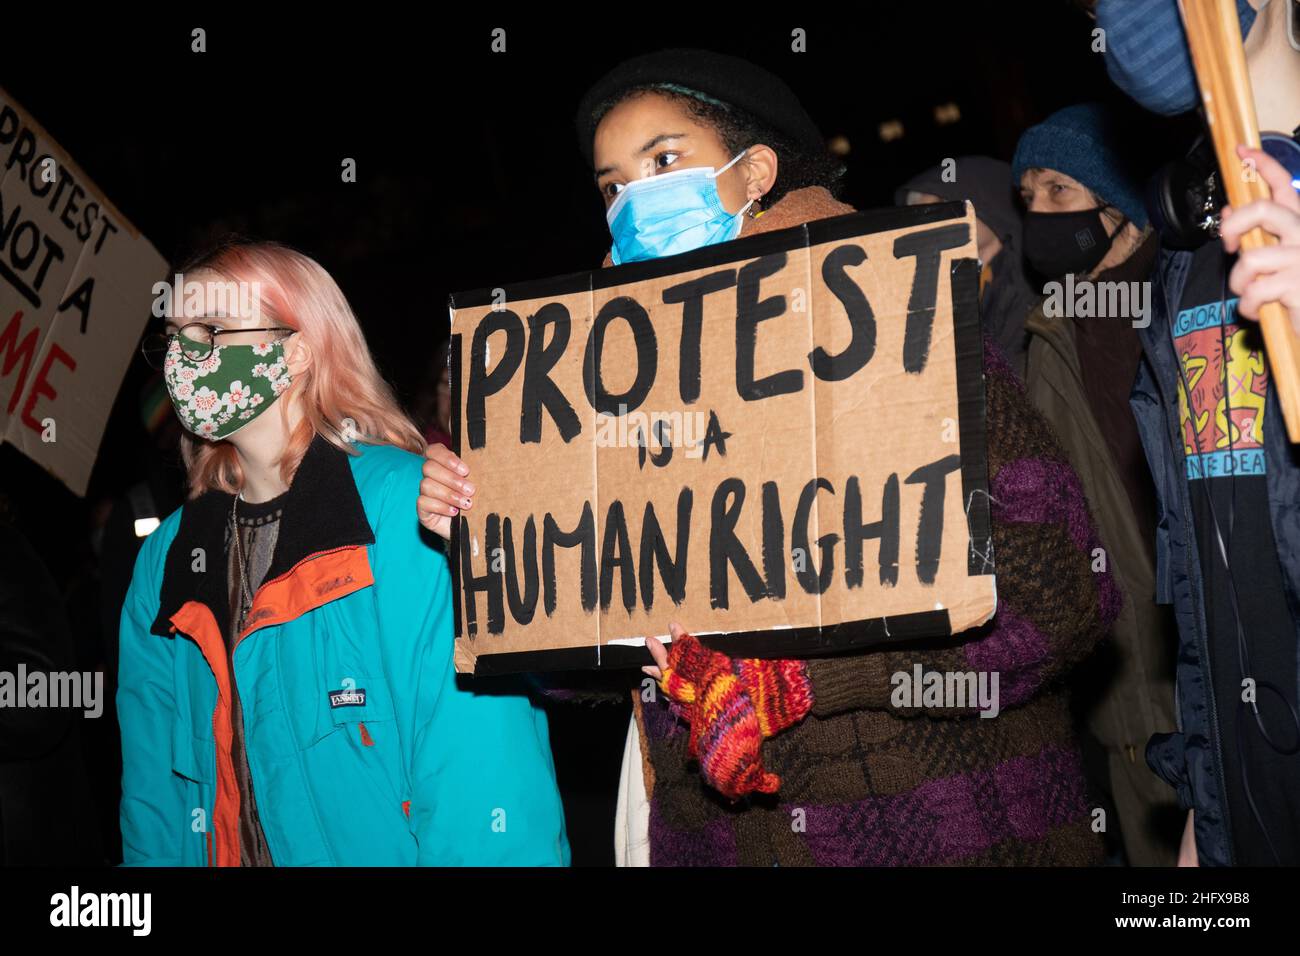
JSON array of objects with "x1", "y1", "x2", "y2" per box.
[{"x1": 176, "y1": 239, "x2": 425, "y2": 498}]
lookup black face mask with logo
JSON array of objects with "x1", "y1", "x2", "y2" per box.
[{"x1": 1022, "y1": 206, "x2": 1126, "y2": 280}]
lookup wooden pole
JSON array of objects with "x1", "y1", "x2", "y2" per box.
[{"x1": 1180, "y1": 0, "x2": 1300, "y2": 441}]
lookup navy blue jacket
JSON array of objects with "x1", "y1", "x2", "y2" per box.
[{"x1": 1131, "y1": 245, "x2": 1300, "y2": 866}]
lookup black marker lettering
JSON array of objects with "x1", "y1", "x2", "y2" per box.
[
  {"x1": 466, "y1": 310, "x2": 524, "y2": 449},
  {"x1": 709, "y1": 478, "x2": 767, "y2": 609},
  {"x1": 599, "y1": 500, "x2": 636, "y2": 613},
  {"x1": 520, "y1": 303, "x2": 581, "y2": 445},
  {"x1": 904, "y1": 454, "x2": 961, "y2": 584},
  {"x1": 737, "y1": 252, "x2": 803, "y2": 400},
  {"x1": 639, "y1": 489, "x2": 692, "y2": 611},
  {"x1": 584, "y1": 295, "x2": 657, "y2": 415},
  {"x1": 892, "y1": 224, "x2": 969, "y2": 374},
  {"x1": 792, "y1": 477, "x2": 838, "y2": 594},
  {"x1": 543, "y1": 502, "x2": 597, "y2": 615},
  {"x1": 662, "y1": 269, "x2": 737, "y2": 405},
  {"x1": 844, "y1": 474, "x2": 900, "y2": 588},
  {"x1": 810, "y1": 244, "x2": 875, "y2": 382}
]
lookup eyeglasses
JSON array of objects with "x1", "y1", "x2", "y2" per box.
[{"x1": 141, "y1": 322, "x2": 296, "y2": 370}]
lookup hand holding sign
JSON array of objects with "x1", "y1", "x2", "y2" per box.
[
  {"x1": 418, "y1": 442, "x2": 475, "y2": 539},
  {"x1": 643, "y1": 622, "x2": 815, "y2": 800}
]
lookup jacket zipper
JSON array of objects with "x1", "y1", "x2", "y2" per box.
[
  {"x1": 237, "y1": 545, "x2": 361, "y2": 642},
  {"x1": 180, "y1": 545, "x2": 356, "y2": 868},
  {"x1": 225, "y1": 543, "x2": 364, "y2": 864}
]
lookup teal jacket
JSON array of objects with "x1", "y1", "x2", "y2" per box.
[{"x1": 117, "y1": 435, "x2": 569, "y2": 866}]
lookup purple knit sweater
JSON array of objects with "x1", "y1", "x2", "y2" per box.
[{"x1": 637, "y1": 338, "x2": 1121, "y2": 866}]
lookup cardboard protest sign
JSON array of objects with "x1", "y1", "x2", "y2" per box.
[
  {"x1": 0, "y1": 88, "x2": 167, "y2": 495},
  {"x1": 448, "y1": 201, "x2": 994, "y2": 675}
]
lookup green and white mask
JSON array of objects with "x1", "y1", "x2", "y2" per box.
[{"x1": 162, "y1": 333, "x2": 293, "y2": 440}]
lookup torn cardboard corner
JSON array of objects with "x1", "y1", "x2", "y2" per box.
[
  {"x1": 448, "y1": 201, "x2": 995, "y2": 675},
  {"x1": 0, "y1": 87, "x2": 167, "y2": 496}
]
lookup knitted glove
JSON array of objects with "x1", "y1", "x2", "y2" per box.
[
  {"x1": 657, "y1": 633, "x2": 813, "y2": 800},
  {"x1": 733, "y1": 657, "x2": 815, "y2": 738}
]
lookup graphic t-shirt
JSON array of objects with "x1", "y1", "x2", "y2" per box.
[{"x1": 1174, "y1": 240, "x2": 1300, "y2": 864}]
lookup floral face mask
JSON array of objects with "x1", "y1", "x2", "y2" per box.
[{"x1": 162, "y1": 333, "x2": 292, "y2": 440}]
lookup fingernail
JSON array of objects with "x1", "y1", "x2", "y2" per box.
[
  {"x1": 461, "y1": 498, "x2": 472, "y2": 508},
  {"x1": 462, "y1": 482, "x2": 475, "y2": 493},
  {"x1": 449, "y1": 506, "x2": 458, "y2": 515},
  {"x1": 456, "y1": 463, "x2": 469, "y2": 475}
]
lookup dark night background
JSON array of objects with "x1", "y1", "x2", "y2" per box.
[{"x1": 1, "y1": 6, "x2": 1191, "y2": 865}]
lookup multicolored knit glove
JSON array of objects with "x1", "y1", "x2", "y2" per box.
[
  {"x1": 657, "y1": 633, "x2": 813, "y2": 800},
  {"x1": 733, "y1": 657, "x2": 816, "y2": 738}
]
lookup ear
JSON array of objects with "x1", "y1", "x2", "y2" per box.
[
  {"x1": 741, "y1": 144, "x2": 779, "y2": 203},
  {"x1": 283, "y1": 332, "x2": 313, "y2": 377}
]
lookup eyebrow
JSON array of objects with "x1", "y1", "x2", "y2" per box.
[{"x1": 593, "y1": 132, "x2": 688, "y2": 180}]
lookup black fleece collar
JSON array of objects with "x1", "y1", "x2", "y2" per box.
[{"x1": 150, "y1": 434, "x2": 376, "y2": 637}]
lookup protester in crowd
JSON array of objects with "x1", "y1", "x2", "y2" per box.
[
  {"x1": 419, "y1": 48, "x2": 1120, "y2": 866},
  {"x1": 1099, "y1": 0, "x2": 1300, "y2": 866},
  {"x1": 896, "y1": 156, "x2": 1041, "y2": 377},
  {"x1": 118, "y1": 238, "x2": 568, "y2": 866},
  {"x1": 1012, "y1": 102, "x2": 1182, "y2": 866}
]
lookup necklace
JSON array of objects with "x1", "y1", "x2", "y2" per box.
[{"x1": 231, "y1": 492, "x2": 253, "y2": 622}]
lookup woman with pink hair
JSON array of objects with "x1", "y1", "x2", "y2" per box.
[{"x1": 118, "y1": 237, "x2": 568, "y2": 866}]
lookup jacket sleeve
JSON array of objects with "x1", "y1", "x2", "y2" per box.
[
  {"x1": 805, "y1": 346, "x2": 1121, "y2": 719},
  {"x1": 117, "y1": 526, "x2": 188, "y2": 867},
  {"x1": 372, "y1": 454, "x2": 569, "y2": 866}
]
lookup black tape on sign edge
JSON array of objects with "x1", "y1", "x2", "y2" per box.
[
  {"x1": 449, "y1": 331, "x2": 465, "y2": 639},
  {"x1": 465, "y1": 609, "x2": 954, "y2": 676},
  {"x1": 950, "y1": 257, "x2": 994, "y2": 577}
]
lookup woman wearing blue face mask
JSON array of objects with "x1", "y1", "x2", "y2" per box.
[
  {"x1": 419, "y1": 48, "x2": 1118, "y2": 867},
  {"x1": 585, "y1": 54, "x2": 848, "y2": 266}
]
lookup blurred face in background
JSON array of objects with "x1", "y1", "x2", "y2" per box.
[
  {"x1": 905, "y1": 190, "x2": 1002, "y2": 265},
  {"x1": 1017, "y1": 168, "x2": 1123, "y2": 235},
  {"x1": 436, "y1": 366, "x2": 451, "y2": 432}
]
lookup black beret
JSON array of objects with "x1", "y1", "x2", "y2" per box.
[{"x1": 574, "y1": 47, "x2": 826, "y2": 169}]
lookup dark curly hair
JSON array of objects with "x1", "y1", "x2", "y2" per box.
[{"x1": 589, "y1": 84, "x2": 846, "y2": 209}]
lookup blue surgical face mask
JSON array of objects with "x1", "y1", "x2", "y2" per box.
[{"x1": 606, "y1": 149, "x2": 755, "y2": 265}]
